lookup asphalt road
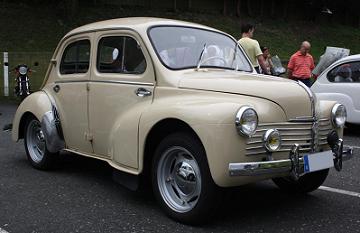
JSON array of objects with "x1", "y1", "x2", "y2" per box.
[{"x1": 0, "y1": 103, "x2": 359, "y2": 233}]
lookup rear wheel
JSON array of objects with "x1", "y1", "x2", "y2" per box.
[
  {"x1": 24, "y1": 116, "x2": 59, "y2": 170},
  {"x1": 152, "y1": 132, "x2": 220, "y2": 225},
  {"x1": 272, "y1": 169, "x2": 329, "y2": 194}
]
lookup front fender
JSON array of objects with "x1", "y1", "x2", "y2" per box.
[
  {"x1": 12, "y1": 91, "x2": 52, "y2": 141},
  {"x1": 138, "y1": 88, "x2": 287, "y2": 187}
]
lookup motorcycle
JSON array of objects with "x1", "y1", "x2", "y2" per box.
[{"x1": 12, "y1": 64, "x2": 32, "y2": 101}]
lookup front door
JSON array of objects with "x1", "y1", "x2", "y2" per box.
[
  {"x1": 88, "y1": 30, "x2": 155, "y2": 168},
  {"x1": 45, "y1": 33, "x2": 94, "y2": 154}
]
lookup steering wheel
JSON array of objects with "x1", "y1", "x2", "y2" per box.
[{"x1": 200, "y1": 56, "x2": 227, "y2": 66}]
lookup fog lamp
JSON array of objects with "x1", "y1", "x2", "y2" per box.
[{"x1": 263, "y1": 129, "x2": 281, "y2": 152}]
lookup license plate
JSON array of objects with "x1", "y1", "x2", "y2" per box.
[{"x1": 303, "y1": 150, "x2": 334, "y2": 173}]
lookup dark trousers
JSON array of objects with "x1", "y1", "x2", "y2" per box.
[{"x1": 292, "y1": 77, "x2": 312, "y2": 87}]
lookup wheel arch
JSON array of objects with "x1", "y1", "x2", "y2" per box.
[
  {"x1": 140, "y1": 118, "x2": 206, "y2": 178},
  {"x1": 18, "y1": 112, "x2": 38, "y2": 139},
  {"x1": 12, "y1": 91, "x2": 53, "y2": 142}
]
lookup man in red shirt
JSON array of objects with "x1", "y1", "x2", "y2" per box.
[{"x1": 287, "y1": 41, "x2": 315, "y2": 87}]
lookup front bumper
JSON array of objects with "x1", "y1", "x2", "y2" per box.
[{"x1": 229, "y1": 139, "x2": 353, "y2": 178}]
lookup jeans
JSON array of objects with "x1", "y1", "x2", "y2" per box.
[{"x1": 292, "y1": 78, "x2": 312, "y2": 87}]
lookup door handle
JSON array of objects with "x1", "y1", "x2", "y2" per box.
[
  {"x1": 135, "y1": 88, "x2": 152, "y2": 97},
  {"x1": 53, "y1": 84, "x2": 60, "y2": 93}
]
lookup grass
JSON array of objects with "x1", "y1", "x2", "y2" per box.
[{"x1": 0, "y1": 2, "x2": 359, "y2": 99}]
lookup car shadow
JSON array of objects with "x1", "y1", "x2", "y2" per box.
[
  {"x1": 344, "y1": 123, "x2": 360, "y2": 136},
  {"x1": 43, "y1": 151, "x2": 325, "y2": 228}
]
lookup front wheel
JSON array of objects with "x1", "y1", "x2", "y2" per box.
[
  {"x1": 24, "y1": 116, "x2": 59, "y2": 170},
  {"x1": 272, "y1": 169, "x2": 329, "y2": 194},
  {"x1": 152, "y1": 132, "x2": 220, "y2": 225}
]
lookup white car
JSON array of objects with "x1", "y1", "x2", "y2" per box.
[{"x1": 312, "y1": 54, "x2": 360, "y2": 124}]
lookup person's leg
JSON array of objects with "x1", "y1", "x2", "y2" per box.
[{"x1": 300, "y1": 79, "x2": 312, "y2": 87}]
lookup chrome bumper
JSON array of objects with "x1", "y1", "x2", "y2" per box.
[{"x1": 229, "y1": 141, "x2": 353, "y2": 177}]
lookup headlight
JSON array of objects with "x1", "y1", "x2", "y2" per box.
[
  {"x1": 19, "y1": 66, "x2": 28, "y2": 75},
  {"x1": 235, "y1": 106, "x2": 258, "y2": 137},
  {"x1": 263, "y1": 129, "x2": 281, "y2": 152},
  {"x1": 331, "y1": 104, "x2": 346, "y2": 128}
]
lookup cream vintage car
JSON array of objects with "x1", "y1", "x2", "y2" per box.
[{"x1": 12, "y1": 18, "x2": 353, "y2": 224}]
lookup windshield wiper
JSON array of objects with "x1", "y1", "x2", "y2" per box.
[{"x1": 196, "y1": 43, "x2": 207, "y2": 70}]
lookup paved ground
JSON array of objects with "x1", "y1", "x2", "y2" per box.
[{"x1": 0, "y1": 103, "x2": 359, "y2": 233}]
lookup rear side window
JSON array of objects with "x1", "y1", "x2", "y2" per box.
[
  {"x1": 60, "y1": 40, "x2": 90, "y2": 75},
  {"x1": 327, "y1": 61, "x2": 360, "y2": 83},
  {"x1": 97, "y1": 36, "x2": 146, "y2": 74}
]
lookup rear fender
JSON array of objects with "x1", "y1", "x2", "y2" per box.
[{"x1": 12, "y1": 91, "x2": 65, "y2": 153}]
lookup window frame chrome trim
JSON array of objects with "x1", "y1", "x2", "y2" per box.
[{"x1": 54, "y1": 79, "x2": 154, "y2": 86}]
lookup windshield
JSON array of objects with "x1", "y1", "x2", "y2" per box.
[{"x1": 148, "y1": 26, "x2": 253, "y2": 72}]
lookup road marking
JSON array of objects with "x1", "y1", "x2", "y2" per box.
[
  {"x1": 0, "y1": 227, "x2": 9, "y2": 233},
  {"x1": 319, "y1": 186, "x2": 360, "y2": 198}
]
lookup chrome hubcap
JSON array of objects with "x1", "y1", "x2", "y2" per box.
[
  {"x1": 157, "y1": 146, "x2": 201, "y2": 213},
  {"x1": 26, "y1": 120, "x2": 45, "y2": 163}
]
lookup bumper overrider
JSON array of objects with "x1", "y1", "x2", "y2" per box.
[{"x1": 229, "y1": 138, "x2": 353, "y2": 179}]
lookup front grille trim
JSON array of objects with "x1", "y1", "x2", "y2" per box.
[{"x1": 245, "y1": 118, "x2": 332, "y2": 156}]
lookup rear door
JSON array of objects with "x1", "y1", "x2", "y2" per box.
[
  {"x1": 88, "y1": 30, "x2": 155, "y2": 168},
  {"x1": 45, "y1": 33, "x2": 94, "y2": 154}
]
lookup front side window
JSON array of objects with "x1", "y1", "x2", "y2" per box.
[
  {"x1": 148, "y1": 26, "x2": 252, "y2": 72},
  {"x1": 327, "y1": 61, "x2": 360, "y2": 83},
  {"x1": 60, "y1": 40, "x2": 90, "y2": 74},
  {"x1": 97, "y1": 36, "x2": 147, "y2": 74}
]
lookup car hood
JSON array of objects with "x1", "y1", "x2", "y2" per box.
[{"x1": 178, "y1": 71, "x2": 312, "y2": 120}]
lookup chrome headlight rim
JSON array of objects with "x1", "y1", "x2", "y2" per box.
[
  {"x1": 235, "y1": 106, "x2": 258, "y2": 137},
  {"x1": 19, "y1": 66, "x2": 28, "y2": 75},
  {"x1": 331, "y1": 103, "x2": 347, "y2": 128},
  {"x1": 263, "y1": 129, "x2": 282, "y2": 152}
]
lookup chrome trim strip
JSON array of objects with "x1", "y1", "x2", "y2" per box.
[
  {"x1": 297, "y1": 81, "x2": 316, "y2": 117},
  {"x1": 54, "y1": 80, "x2": 88, "y2": 84},
  {"x1": 91, "y1": 80, "x2": 154, "y2": 86},
  {"x1": 247, "y1": 140, "x2": 263, "y2": 145},
  {"x1": 282, "y1": 142, "x2": 311, "y2": 146},
  {"x1": 229, "y1": 159, "x2": 294, "y2": 176},
  {"x1": 258, "y1": 122, "x2": 312, "y2": 126},
  {"x1": 282, "y1": 138, "x2": 312, "y2": 141},
  {"x1": 54, "y1": 80, "x2": 154, "y2": 86},
  {"x1": 279, "y1": 132, "x2": 312, "y2": 136},
  {"x1": 245, "y1": 148, "x2": 311, "y2": 156},
  {"x1": 253, "y1": 127, "x2": 312, "y2": 133},
  {"x1": 246, "y1": 145, "x2": 264, "y2": 150},
  {"x1": 296, "y1": 81, "x2": 317, "y2": 152},
  {"x1": 289, "y1": 116, "x2": 314, "y2": 121},
  {"x1": 319, "y1": 127, "x2": 333, "y2": 131}
]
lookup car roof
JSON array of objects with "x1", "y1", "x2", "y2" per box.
[
  {"x1": 65, "y1": 17, "x2": 222, "y2": 38},
  {"x1": 336, "y1": 54, "x2": 360, "y2": 63}
]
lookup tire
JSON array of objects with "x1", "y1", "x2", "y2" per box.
[
  {"x1": 151, "y1": 132, "x2": 220, "y2": 225},
  {"x1": 272, "y1": 169, "x2": 329, "y2": 194},
  {"x1": 24, "y1": 115, "x2": 59, "y2": 170}
]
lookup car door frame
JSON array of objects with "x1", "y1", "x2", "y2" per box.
[
  {"x1": 43, "y1": 32, "x2": 95, "y2": 154},
  {"x1": 88, "y1": 28, "x2": 156, "y2": 169}
]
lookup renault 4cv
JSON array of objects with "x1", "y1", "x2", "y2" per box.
[{"x1": 12, "y1": 18, "x2": 353, "y2": 224}]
